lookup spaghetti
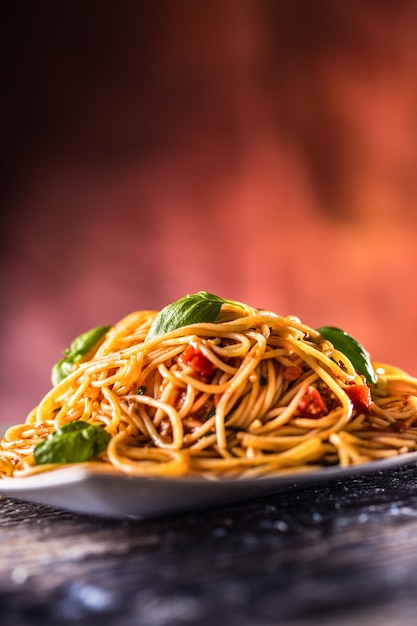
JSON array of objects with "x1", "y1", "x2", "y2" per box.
[{"x1": 2, "y1": 296, "x2": 417, "y2": 480}]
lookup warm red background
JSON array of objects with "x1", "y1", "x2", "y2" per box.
[{"x1": 2, "y1": 1, "x2": 417, "y2": 424}]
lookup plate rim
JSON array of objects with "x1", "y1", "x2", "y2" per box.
[
  {"x1": 2, "y1": 422, "x2": 417, "y2": 517},
  {"x1": 2, "y1": 447, "x2": 417, "y2": 492}
]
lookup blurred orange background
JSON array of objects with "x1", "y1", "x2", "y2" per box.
[{"x1": 2, "y1": 1, "x2": 417, "y2": 424}]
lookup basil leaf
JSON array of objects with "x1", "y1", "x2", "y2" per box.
[
  {"x1": 51, "y1": 325, "x2": 111, "y2": 386},
  {"x1": 316, "y1": 325, "x2": 377, "y2": 385},
  {"x1": 51, "y1": 358, "x2": 75, "y2": 388},
  {"x1": 146, "y1": 291, "x2": 230, "y2": 341},
  {"x1": 66, "y1": 325, "x2": 111, "y2": 359},
  {"x1": 34, "y1": 421, "x2": 111, "y2": 465}
]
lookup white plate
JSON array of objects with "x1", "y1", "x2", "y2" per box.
[{"x1": 2, "y1": 452, "x2": 417, "y2": 518}]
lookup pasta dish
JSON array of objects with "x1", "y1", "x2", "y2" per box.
[{"x1": 1, "y1": 292, "x2": 417, "y2": 481}]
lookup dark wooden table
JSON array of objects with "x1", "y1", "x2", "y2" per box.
[{"x1": 3, "y1": 464, "x2": 417, "y2": 626}]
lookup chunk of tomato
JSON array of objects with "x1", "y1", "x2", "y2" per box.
[
  {"x1": 180, "y1": 344, "x2": 215, "y2": 377},
  {"x1": 345, "y1": 383, "x2": 372, "y2": 413},
  {"x1": 298, "y1": 386, "x2": 327, "y2": 418}
]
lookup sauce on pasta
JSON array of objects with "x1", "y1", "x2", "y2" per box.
[{"x1": 1, "y1": 297, "x2": 417, "y2": 480}]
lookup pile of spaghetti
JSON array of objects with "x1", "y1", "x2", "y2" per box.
[{"x1": 2, "y1": 292, "x2": 417, "y2": 480}]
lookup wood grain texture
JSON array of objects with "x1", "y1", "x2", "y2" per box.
[{"x1": 3, "y1": 464, "x2": 417, "y2": 625}]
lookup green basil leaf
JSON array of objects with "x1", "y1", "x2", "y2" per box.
[
  {"x1": 146, "y1": 292, "x2": 230, "y2": 341},
  {"x1": 34, "y1": 421, "x2": 111, "y2": 465},
  {"x1": 316, "y1": 325, "x2": 377, "y2": 385},
  {"x1": 51, "y1": 358, "x2": 76, "y2": 388},
  {"x1": 66, "y1": 325, "x2": 112, "y2": 359},
  {"x1": 51, "y1": 325, "x2": 111, "y2": 386}
]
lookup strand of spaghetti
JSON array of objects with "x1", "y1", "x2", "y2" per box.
[
  {"x1": 137, "y1": 344, "x2": 188, "y2": 384},
  {"x1": 369, "y1": 403, "x2": 402, "y2": 422},
  {"x1": 53, "y1": 376, "x2": 93, "y2": 427},
  {"x1": 229, "y1": 359, "x2": 279, "y2": 429},
  {"x1": 278, "y1": 335, "x2": 336, "y2": 376},
  {"x1": 402, "y1": 413, "x2": 417, "y2": 430},
  {"x1": 187, "y1": 434, "x2": 218, "y2": 451},
  {"x1": 288, "y1": 337, "x2": 358, "y2": 384},
  {"x1": 119, "y1": 399, "x2": 149, "y2": 437},
  {"x1": 227, "y1": 378, "x2": 259, "y2": 428},
  {"x1": 182, "y1": 414, "x2": 217, "y2": 445},
  {"x1": 329, "y1": 433, "x2": 357, "y2": 466},
  {"x1": 128, "y1": 395, "x2": 184, "y2": 449},
  {"x1": 186, "y1": 389, "x2": 212, "y2": 415},
  {"x1": 380, "y1": 374, "x2": 417, "y2": 395},
  {"x1": 342, "y1": 429, "x2": 417, "y2": 450},
  {"x1": 197, "y1": 341, "x2": 238, "y2": 374},
  {"x1": 100, "y1": 386, "x2": 124, "y2": 433},
  {"x1": 365, "y1": 434, "x2": 416, "y2": 449},
  {"x1": 210, "y1": 332, "x2": 252, "y2": 358},
  {"x1": 215, "y1": 331, "x2": 267, "y2": 449},
  {"x1": 157, "y1": 363, "x2": 188, "y2": 389},
  {"x1": 377, "y1": 396, "x2": 417, "y2": 418},
  {"x1": 2, "y1": 423, "x2": 51, "y2": 442},
  {"x1": 272, "y1": 371, "x2": 319, "y2": 408},
  {"x1": 12, "y1": 458, "x2": 119, "y2": 478},
  {"x1": 254, "y1": 375, "x2": 317, "y2": 433},
  {"x1": 33, "y1": 355, "x2": 126, "y2": 423},
  {"x1": 177, "y1": 384, "x2": 196, "y2": 419},
  {"x1": 285, "y1": 343, "x2": 354, "y2": 433},
  {"x1": 190, "y1": 437, "x2": 325, "y2": 470},
  {"x1": 237, "y1": 432, "x2": 321, "y2": 452},
  {"x1": 107, "y1": 431, "x2": 189, "y2": 476},
  {"x1": 262, "y1": 358, "x2": 281, "y2": 411},
  {"x1": 236, "y1": 461, "x2": 322, "y2": 480},
  {"x1": 170, "y1": 368, "x2": 232, "y2": 394},
  {"x1": 93, "y1": 354, "x2": 143, "y2": 393},
  {"x1": 94, "y1": 311, "x2": 155, "y2": 356},
  {"x1": 293, "y1": 407, "x2": 347, "y2": 431},
  {"x1": 152, "y1": 377, "x2": 182, "y2": 426},
  {"x1": 0, "y1": 449, "x2": 25, "y2": 467},
  {"x1": 139, "y1": 314, "x2": 305, "y2": 350},
  {"x1": 0, "y1": 458, "x2": 14, "y2": 476}
]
